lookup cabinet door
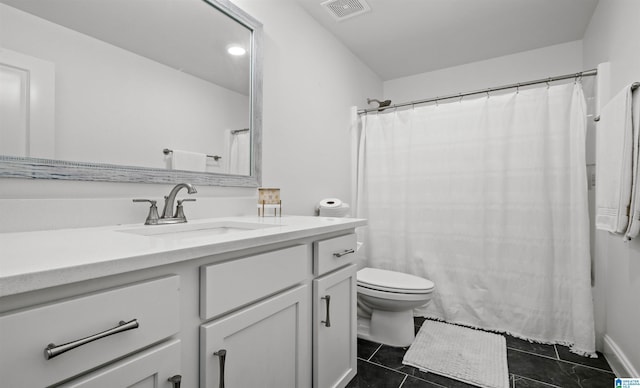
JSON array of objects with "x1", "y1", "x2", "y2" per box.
[
  {"x1": 58, "y1": 340, "x2": 181, "y2": 388},
  {"x1": 200, "y1": 284, "x2": 311, "y2": 388},
  {"x1": 313, "y1": 264, "x2": 357, "y2": 388}
]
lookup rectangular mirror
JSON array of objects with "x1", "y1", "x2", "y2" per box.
[{"x1": 0, "y1": 0, "x2": 262, "y2": 186}]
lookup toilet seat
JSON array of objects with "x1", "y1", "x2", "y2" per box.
[{"x1": 357, "y1": 268, "x2": 434, "y2": 294}]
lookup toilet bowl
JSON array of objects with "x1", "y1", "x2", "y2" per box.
[{"x1": 357, "y1": 267, "x2": 435, "y2": 347}]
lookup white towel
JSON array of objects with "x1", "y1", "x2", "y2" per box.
[
  {"x1": 625, "y1": 87, "x2": 640, "y2": 239},
  {"x1": 595, "y1": 84, "x2": 635, "y2": 233},
  {"x1": 170, "y1": 149, "x2": 207, "y2": 172},
  {"x1": 225, "y1": 130, "x2": 250, "y2": 175}
]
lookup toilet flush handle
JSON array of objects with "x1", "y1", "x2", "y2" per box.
[{"x1": 333, "y1": 249, "x2": 355, "y2": 258}]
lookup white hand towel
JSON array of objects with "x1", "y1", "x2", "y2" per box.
[
  {"x1": 625, "y1": 87, "x2": 640, "y2": 239},
  {"x1": 170, "y1": 149, "x2": 207, "y2": 172},
  {"x1": 595, "y1": 84, "x2": 635, "y2": 233}
]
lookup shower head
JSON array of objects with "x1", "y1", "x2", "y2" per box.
[{"x1": 367, "y1": 98, "x2": 392, "y2": 110}]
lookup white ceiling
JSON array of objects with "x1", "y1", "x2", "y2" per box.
[{"x1": 294, "y1": 0, "x2": 600, "y2": 81}]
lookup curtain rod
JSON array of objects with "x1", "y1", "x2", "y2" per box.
[
  {"x1": 358, "y1": 69, "x2": 598, "y2": 115},
  {"x1": 231, "y1": 128, "x2": 250, "y2": 134}
]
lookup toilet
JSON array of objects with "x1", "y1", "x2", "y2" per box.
[{"x1": 357, "y1": 267, "x2": 435, "y2": 347}]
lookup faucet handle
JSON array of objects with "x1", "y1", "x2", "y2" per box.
[
  {"x1": 133, "y1": 199, "x2": 160, "y2": 225},
  {"x1": 175, "y1": 198, "x2": 196, "y2": 219}
]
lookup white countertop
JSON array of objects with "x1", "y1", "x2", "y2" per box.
[{"x1": 0, "y1": 216, "x2": 366, "y2": 297}]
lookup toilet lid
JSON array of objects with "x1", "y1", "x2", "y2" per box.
[{"x1": 357, "y1": 268, "x2": 434, "y2": 294}]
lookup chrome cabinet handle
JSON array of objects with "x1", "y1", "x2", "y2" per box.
[
  {"x1": 333, "y1": 249, "x2": 355, "y2": 258},
  {"x1": 321, "y1": 295, "x2": 331, "y2": 327},
  {"x1": 214, "y1": 349, "x2": 227, "y2": 388},
  {"x1": 44, "y1": 319, "x2": 139, "y2": 360},
  {"x1": 168, "y1": 375, "x2": 182, "y2": 388}
]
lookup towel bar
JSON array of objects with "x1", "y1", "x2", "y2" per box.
[
  {"x1": 163, "y1": 148, "x2": 221, "y2": 161},
  {"x1": 594, "y1": 82, "x2": 640, "y2": 122}
]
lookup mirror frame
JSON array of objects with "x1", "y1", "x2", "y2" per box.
[{"x1": 0, "y1": 0, "x2": 263, "y2": 187}]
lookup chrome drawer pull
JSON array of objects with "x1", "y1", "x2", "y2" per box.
[
  {"x1": 333, "y1": 249, "x2": 355, "y2": 258},
  {"x1": 168, "y1": 375, "x2": 182, "y2": 388},
  {"x1": 214, "y1": 349, "x2": 227, "y2": 388},
  {"x1": 44, "y1": 319, "x2": 139, "y2": 360},
  {"x1": 321, "y1": 295, "x2": 331, "y2": 327}
]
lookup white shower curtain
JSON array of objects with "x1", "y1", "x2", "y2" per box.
[
  {"x1": 355, "y1": 83, "x2": 595, "y2": 356},
  {"x1": 225, "y1": 130, "x2": 250, "y2": 175}
]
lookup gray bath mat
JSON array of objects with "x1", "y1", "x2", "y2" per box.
[{"x1": 402, "y1": 320, "x2": 509, "y2": 388}]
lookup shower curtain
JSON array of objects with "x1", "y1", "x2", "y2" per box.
[
  {"x1": 225, "y1": 130, "x2": 250, "y2": 175},
  {"x1": 355, "y1": 82, "x2": 595, "y2": 356}
]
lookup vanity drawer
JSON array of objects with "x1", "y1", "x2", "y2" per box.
[
  {"x1": 201, "y1": 245, "x2": 310, "y2": 320},
  {"x1": 313, "y1": 233, "x2": 357, "y2": 276},
  {"x1": 58, "y1": 339, "x2": 181, "y2": 387},
  {"x1": 0, "y1": 276, "x2": 180, "y2": 388}
]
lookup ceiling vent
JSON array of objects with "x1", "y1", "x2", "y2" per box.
[{"x1": 321, "y1": 0, "x2": 371, "y2": 22}]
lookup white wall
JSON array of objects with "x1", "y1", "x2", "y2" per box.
[
  {"x1": 583, "y1": 0, "x2": 640, "y2": 377},
  {"x1": 231, "y1": 0, "x2": 382, "y2": 216},
  {"x1": 384, "y1": 40, "x2": 584, "y2": 102},
  {"x1": 0, "y1": 0, "x2": 382, "y2": 232}
]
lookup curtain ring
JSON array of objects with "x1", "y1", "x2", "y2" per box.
[
  {"x1": 486, "y1": 89, "x2": 490, "y2": 99},
  {"x1": 435, "y1": 98, "x2": 439, "y2": 107},
  {"x1": 516, "y1": 83, "x2": 520, "y2": 94},
  {"x1": 458, "y1": 93, "x2": 463, "y2": 103},
  {"x1": 546, "y1": 78, "x2": 551, "y2": 89}
]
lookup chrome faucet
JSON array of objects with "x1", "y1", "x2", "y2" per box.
[
  {"x1": 162, "y1": 183, "x2": 197, "y2": 220},
  {"x1": 133, "y1": 183, "x2": 197, "y2": 225}
]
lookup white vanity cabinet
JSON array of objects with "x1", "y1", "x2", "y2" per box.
[
  {"x1": 199, "y1": 233, "x2": 358, "y2": 388},
  {"x1": 313, "y1": 234, "x2": 358, "y2": 388},
  {"x1": 0, "y1": 216, "x2": 366, "y2": 388}
]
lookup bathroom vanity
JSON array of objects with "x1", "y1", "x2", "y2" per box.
[{"x1": 0, "y1": 216, "x2": 365, "y2": 387}]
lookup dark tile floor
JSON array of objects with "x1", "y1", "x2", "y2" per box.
[{"x1": 346, "y1": 317, "x2": 615, "y2": 388}]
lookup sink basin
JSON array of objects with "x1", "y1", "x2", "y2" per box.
[{"x1": 119, "y1": 220, "x2": 276, "y2": 240}]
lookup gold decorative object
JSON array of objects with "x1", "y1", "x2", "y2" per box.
[{"x1": 258, "y1": 188, "x2": 282, "y2": 217}]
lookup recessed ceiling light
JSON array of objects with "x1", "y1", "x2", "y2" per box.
[{"x1": 227, "y1": 46, "x2": 246, "y2": 56}]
